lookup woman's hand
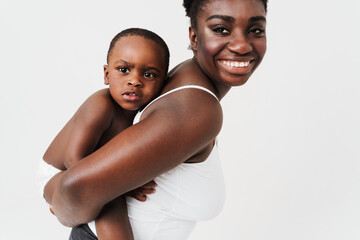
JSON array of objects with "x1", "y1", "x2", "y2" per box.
[{"x1": 125, "y1": 180, "x2": 157, "y2": 202}]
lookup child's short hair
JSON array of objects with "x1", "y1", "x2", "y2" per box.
[{"x1": 107, "y1": 28, "x2": 170, "y2": 74}]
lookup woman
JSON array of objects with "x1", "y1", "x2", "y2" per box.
[{"x1": 45, "y1": 0, "x2": 268, "y2": 239}]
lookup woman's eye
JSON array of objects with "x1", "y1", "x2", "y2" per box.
[
  {"x1": 213, "y1": 27, "x2": 229, "y2": 34},
  {"x1": 249, "y1": 28, "x2": 265, "y2": 35},
  {"x1": 118, "y1": 67, "x2": 129, "y2": 73}
]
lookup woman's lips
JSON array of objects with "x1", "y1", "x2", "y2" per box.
[{"x1": 219, "y1": 59, "x2": 254, "y2": 74}]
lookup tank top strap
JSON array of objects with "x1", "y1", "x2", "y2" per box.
[{"x1": 133, "y1": 85, "x2": 219, "y2": 124}]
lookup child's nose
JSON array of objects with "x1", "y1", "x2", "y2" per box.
[{"x1": 127, "y1": 76, "x2": 143, "y2": 87}]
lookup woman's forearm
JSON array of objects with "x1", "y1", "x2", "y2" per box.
[
  {"x1": 43, "y1": 171, "x2": 64, "y2": 205},
  {"x1": 51, "y1": 168, "x2": 103, "y2": 227},
  {"x1": 41, "y1": 169, "x2": 90, "y2": 227}
]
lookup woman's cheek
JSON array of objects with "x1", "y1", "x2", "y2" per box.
[
  {"x1": 203, "y1": 39, "x2": 225, "y2": 57},
  {"x1": 255, "y1": 38, "x2": 267, "y2": 60}
]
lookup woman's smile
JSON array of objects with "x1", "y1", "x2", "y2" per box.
[{"x1": 218, "y1": 59, "x2": 254, "y2": 74}]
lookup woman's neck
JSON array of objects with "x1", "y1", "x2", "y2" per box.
[
  {"x1": 164, "y1": 58, "x2": 231, "y2": 101},
  {"x1": 191, "y1": 57, "x2": 231, "y2": 101}
]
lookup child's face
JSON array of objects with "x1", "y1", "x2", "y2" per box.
[{"x1": 104, "y1": 35, "x2": 167, "y2": 111}]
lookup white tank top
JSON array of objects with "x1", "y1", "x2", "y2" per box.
[
  {"x1": 133, "y1": 85, "x2": 218, "y2": 124},
  {"x1": 129, "y1": 85, "x2": 225, "y2": 220}
]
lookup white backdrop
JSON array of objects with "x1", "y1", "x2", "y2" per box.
[{"x1": 1, "y1": 0, "x2": 359, "y2": 239}]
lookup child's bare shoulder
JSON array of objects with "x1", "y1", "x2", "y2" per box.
[
  {"x1": 74, "y1": 88, "x2": 117, "y2": 128},
  {"x1": 87, "y1": 88, "x2": 114, "y2": 106},
  {"x1": 83, "y1": 88, "x2": 115, "y2": 111}
]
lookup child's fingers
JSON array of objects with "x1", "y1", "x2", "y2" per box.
[
  {"x1": 125, "y1": 180, "x2": 157, "y2": 201},
  {"x1": 133, "y1": 192, "x2": 147, "y2": 202},
  {"x1": 138, "y1": 188, "x2": 156, "y2": 195},
  {"x1": 126, "y1": 187, "x2": 155, "y2": 201},
  {"x1": 141, "y1": 180, "x2": 157, "y2": 189}
]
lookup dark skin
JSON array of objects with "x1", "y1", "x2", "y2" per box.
[
  {"x1": 43, "y1": 35, "x2": 168, "y2": 240},
  {"x1": 44, "y1": 90, "x2": 137, "y2": 240},
  {"x1": 46, "y1": 0, "x2": 267, "y2": 231}
]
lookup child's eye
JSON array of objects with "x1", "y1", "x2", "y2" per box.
[
  {"x1": 118, "y1": 67, "x2": 129, "y2": 73},
  {"x1": 144, "y1": 72, "x2": 157, "y2": 78},
  {"x1": 213, "y1": 27, "x2": 230, "y2": 35}
]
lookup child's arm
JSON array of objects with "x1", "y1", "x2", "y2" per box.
[
  {"x1": 42, "y1": 89, "x2": 135, "y2": 239},
  {"x1": 42, "y1": 89, "x2": 116, "y2": 206},
  {"x1": 43, "y1": 89, "x2": 116, "y2": 169}
]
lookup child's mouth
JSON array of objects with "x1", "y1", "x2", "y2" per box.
[{"x1": 123, "y1": 92, "x2": 141, "y2": 102}]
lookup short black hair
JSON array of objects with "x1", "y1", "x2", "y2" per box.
[
  {"x1": 183, "y1": 0, "x2": 268, "y2": 29},
  {"x1": 106, "y1": 28, "x2": 170, "y2": 74}
]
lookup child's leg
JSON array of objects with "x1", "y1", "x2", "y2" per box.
[{"x1": 95, "y1": 196, "x2": 134, "y2": 240}]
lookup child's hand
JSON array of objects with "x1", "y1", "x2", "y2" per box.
[{"x1": 126, "y1": 180, "x2": 157, "y2": 202}]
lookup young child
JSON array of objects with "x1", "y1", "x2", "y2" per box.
[{"x1": 41, "y1": 28, "x2": 170, "y2": 240}]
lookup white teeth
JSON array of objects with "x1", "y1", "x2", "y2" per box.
[{"x1": 222, "y1": 60, "x2": 250, "y2": 68}]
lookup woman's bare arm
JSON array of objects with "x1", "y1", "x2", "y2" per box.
[
  {"x1": 43, "y1": 171, "x2": 65, "y2": 205},
  {"x1": 51, "y1": 89, "x2": 223, "y2": 227}
]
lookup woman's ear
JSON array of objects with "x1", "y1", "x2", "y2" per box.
[
  {"x1": 103, "y1": 65, "x2": 109, "y2": 85},
  {"x1": 189, "y1": 27, "x2": 198, "y2": 51}
]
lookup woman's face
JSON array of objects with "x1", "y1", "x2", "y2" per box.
[{"x1": 191, "y1": 0, "x2": 267, "y2": 86}]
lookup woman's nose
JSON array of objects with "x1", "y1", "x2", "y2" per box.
[{"x1": 227, "y1": 34, "x2": 253, "y2": 55}]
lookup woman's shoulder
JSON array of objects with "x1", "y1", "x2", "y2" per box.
[
  {"x1": 140, "y1": 59, "x2": 222, "y2": 127},
  {"x1": 165, "y1": 59, "x2": 209, "y2": 89}
]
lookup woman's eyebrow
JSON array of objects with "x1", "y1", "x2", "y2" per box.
[
  {"x1": 206, "y1": 15, "x2": 266, "y2": 24},
  {"x1": 249, "y1": 16, "x2": 266, "y2": 23},
  {"x1": 206, "y1": 15, "x2": 235, "y2": 23}
]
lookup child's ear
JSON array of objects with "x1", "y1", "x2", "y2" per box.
[
  {"x1": 103, "y1": 65, "x2": 109, "y2": 85},
  {"x1": 189, "y1": 27, "x2": 198, "y2": 52}
]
